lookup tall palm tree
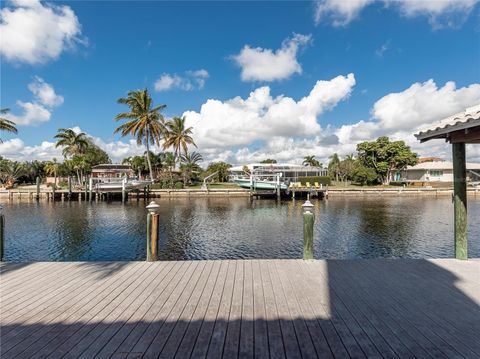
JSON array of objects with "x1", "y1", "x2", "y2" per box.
[
  {"x1": 54, "y1": 128, "x2": 89, "y2": 158},
  {"x1": 302, "y1": 155, "x2": 321, "y2": 167},
  {"x1": 163, "y1": 116, "x2": 196, "y2": 167},
  {"x1": 0, "y1": 108, "x2": 18, "y2": 142},
  {"x1": 114, "y1": 89, "x2": 166, "y2": 181}
]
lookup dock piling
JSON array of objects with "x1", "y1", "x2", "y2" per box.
[
  {"x1": 146, "y1": 201, "x2": 160, "y2": 261},
  {"x1": 68, "y1": 176, "x2": 72, "y2": 199},
  {"x1": 302, "y1": 199, "x2": 314, "y2": 260},
  {"x1": 36, "y1": 176, "x2": 40, "y2": 200},
  {"x1": 0, "y1": 206, "x2": 4, "y2": 261},
  {"x1": 89, "y1": 177, "x2": 93, "y2": 202}
]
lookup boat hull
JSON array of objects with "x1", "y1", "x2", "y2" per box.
[{"x1": 233, "y1": 179, "x2": 287, "y2": 190}]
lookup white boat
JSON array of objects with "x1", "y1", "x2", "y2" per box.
[
  {"x1": 230, "y1": 163, "x2": 327, "y2": 191},
  {"x1": 93, "y1": 178, "x2": 152, "y2": 192}
]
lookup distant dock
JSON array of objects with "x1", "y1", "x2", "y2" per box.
[{"x1": 1, "y1": 259, "x2": 479, "y2": 358}]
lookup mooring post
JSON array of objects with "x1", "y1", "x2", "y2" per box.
[
  {"x1": 84, "y1": 176, "x2": 88, "y2": 201},
  {"x1": 52, "y1": 183, "x2": 56, "y2": 201},
  {"x1": 36, "y1": 176, "x2": 40, "y2": 200},
  {"x1": 122, "y1": 178, "x2": 126, "y2": 203},
  {"x1": 452, "y1": 142, "x2": 467, "y2": 259},
  {"x1": 89, "y1": 177, "x2": 93, "y2": 202},
  {"x1": 0, "y1": 205, "x2": 4, "y2": 261},
  {"x1": 302, "y1": 199, "x2": 314, "y2": 260},
  {"x1": 68, "y1": 176, "x2": 72, "y2": 199},
  {"x1": 146, "y1": 201, "x2": 160, "y2": 261},
  {"x1": 276, "y1": 174, "x2": 281, "y2": 200}
]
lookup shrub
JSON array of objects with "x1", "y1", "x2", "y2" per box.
[
  {"x1": 174, "y1": 181, "x2": 184, "y2": 189},
  {"x1": 297, "y1": 176, "x2": 331, "y2": 186}
]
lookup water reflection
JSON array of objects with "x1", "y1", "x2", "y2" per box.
[{"x1": 3, "y1": 196, "x2": 479, "y2": 261}]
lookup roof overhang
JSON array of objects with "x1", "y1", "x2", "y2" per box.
[{"x1": 415, "y1": 105, "x2": 480, "y2": 144}]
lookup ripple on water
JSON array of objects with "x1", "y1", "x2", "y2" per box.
[{"x1": 3, "y1": 196, "x2": 479, "y2": 261}]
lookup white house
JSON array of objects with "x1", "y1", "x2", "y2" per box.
[{"x1": 392, "y1": 161, "x2": 480, "y2": 183}]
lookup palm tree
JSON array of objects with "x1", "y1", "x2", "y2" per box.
[
  {"x1": 0, "y1": 161, "x2": 24, "y2": 188},
  {"x1": 114, "y1": 89, "x2": 166, "y2": 181},
  {"x1": 328, "y1": 153, "x2": 341, "y2": 182},
  {"x1": 44, "y1": 159, "x2": 60, "y2": 188},
  {"x1": 180, "y1": 151, "x2": 203, "y2": 185},
  {"x1": 0, "y1": 108, "x2": 18, "y2": 142},
  {"x1": 163, "y1": 116, "x2": 196, "y2": 167},
  {"x1": 302, "y1": 155, "x2": 321, "y2": 167},
  {"x1": 54, "y1": 128, "x2": 89, "y2": 158}
]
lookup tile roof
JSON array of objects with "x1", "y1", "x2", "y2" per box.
[{"x1": 415, "y1": 104, "x2": 480, "y2": 142}]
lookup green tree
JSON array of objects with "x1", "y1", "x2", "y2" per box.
[
  {"x1": 205, "y1": 161, "x2": 232, "y2": 182},
  {"x1": 260, "y1": 159, "x2": 277, "y2": 164},
  {"x1": 0, "y1": 108, "x2": 17, "y2": 142},
  {"x1": 114, "y1": 89, "x2": 166, "y2": 181},
  {"x1": 122, "y1": 156, "x2": 147, "y2": 178},
  {"x1": 328, "y1": 153, "x2": 341, "y2": 181},
  {"x1": 163, "y1": 116, "x2": 196, "y2": 167},
  {"x1": 180, "y1": 151, "x2": 203, "y2": 185},
  {"x1": 44, "y1": 159, "x2": 60, "y2": 188},
  {"x1": 302, "y1": 155, "x2": 321, "y2": 167},
  {"x1": 83, "y1": 140, "x2": 110, "y2": 166},
  {"x1": 0, "y1": 160, "x2": 24, "y2": 187},
  {"x1": 351, "y1": 164, "x2": 378, "y2": 185},
  {"x1": 356, "y1": 136, "x2": 417, "y2": 185},
  {"x1": 54, "y1": 128, "x2": 89, "y2": 158}
]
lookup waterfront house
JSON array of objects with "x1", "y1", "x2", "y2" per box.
[
  {"x1": 91, "y1": 164, "x2": 133, "y2": 178},
  {"x1": 391, "y1": 160, "x2": 480, "y2": 183}
]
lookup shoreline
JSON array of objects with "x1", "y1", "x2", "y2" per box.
[{"x1": 1, "y1": 187, "x2": 479, "y2": 200}]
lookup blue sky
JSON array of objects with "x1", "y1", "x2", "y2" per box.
[{"x1": 1, "y1": 0, "x2": 480, "y2": 163}]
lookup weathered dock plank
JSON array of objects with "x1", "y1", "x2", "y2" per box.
[{"x1": 1, "y1": 259, "x2": 479, "y2": 358}]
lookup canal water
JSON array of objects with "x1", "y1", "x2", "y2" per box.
[{"x1": 3, "y1": 196, "x2": 479, "y2": 261}]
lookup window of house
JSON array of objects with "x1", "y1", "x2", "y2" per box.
[{"x1": 430, "y1": 171, "x2": 443, "y2": 177}]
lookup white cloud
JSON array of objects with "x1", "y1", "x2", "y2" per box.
[
  {"x1": 188, "y1": 77, "x2": 480, "y2": 165},
  {"x1": 314, "y1": 0, "x2": 374, "y2": 26},
  {"x1": 0, "y1": 0, "x2": 85, "y2": 65},
  {"x1": 0, "y1": 138, "x2": 62, "y2": 161},
  {"x1": 5, "y1": 77, "x2": 480, "y2": 165},
  {"x1": 313, "y1": 0, "x2": 479, "y2": 27},
  {"x1": 6, "y1": 101, "x2": 51, "y2": 126},
  {"x1": 335, "y1": 79, "x2": 480, "y2": 159},
  {"x1": 28, "y1": 76, "x2": 64, "y2": 106},
  {"x1": 4, "y1": 77, "x2": 63, "y2": 126},
  {"x1": 183, "y1": 73, "x2": 355, "y2": 151},
  {"x1": 154, "y1": 69, "x2": 209, "y2": 92},
  {"x1": 232, "y1": 33, "x2": 312, "y2": 82},
  {"x1": 392, "y1": 0, "x2": 479, "y2": 28}
]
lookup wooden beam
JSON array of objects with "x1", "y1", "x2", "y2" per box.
[
  {"x1": 449, "y1": 127, "x2": 480, "y2": 143},
  {"x1": 452, "y1": 143, "x2": 468, "y2": 260}
]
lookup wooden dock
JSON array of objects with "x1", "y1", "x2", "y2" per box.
[{"x1": 1, "y1": 259, "x2": 479, "y2": 358}]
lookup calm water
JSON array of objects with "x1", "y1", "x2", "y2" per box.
[{"x1": 2, "y1": 196, "x2": 479, "y2": 261}]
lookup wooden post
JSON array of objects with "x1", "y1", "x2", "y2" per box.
[
  {"x1": 84, "y1": 176, "x2": 88, "y2": 201},
  {"x1": 150, "y1": 213, "x2": 159, "y2": 261},
  {"x1": 302, "y1": 200, "x2": 314, "y2": 260},
  {"x1": 36, "y1": 176, "x2": 40, "y2": 200},
  {"x1": 146, "y1": 201, "x2": 160, "y2": 261},
  {"x1": 276, "y1": 174, "x2": 281, "y2": 200},
  {"x1": 146, "y1": 212, "x2": 152, "y2": 260},
  {"x1": 89, "y1": 177, "x2": 93, "y2": 202},
  {"x1": 452, "y1": 142, "x2": 468, "y2": 260},
  {"x1": 52, "y1": 184, "x2": 56, "y2": 201},
  {"x1": 0, "y1": 210, "x2": 4, "y2": 261},
  {"x1": 68, "y1": 176, "x2": 72, "y2": 199},
  {"x1": 122, "y1": 178, "x2": 126, "y2": 203}
]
